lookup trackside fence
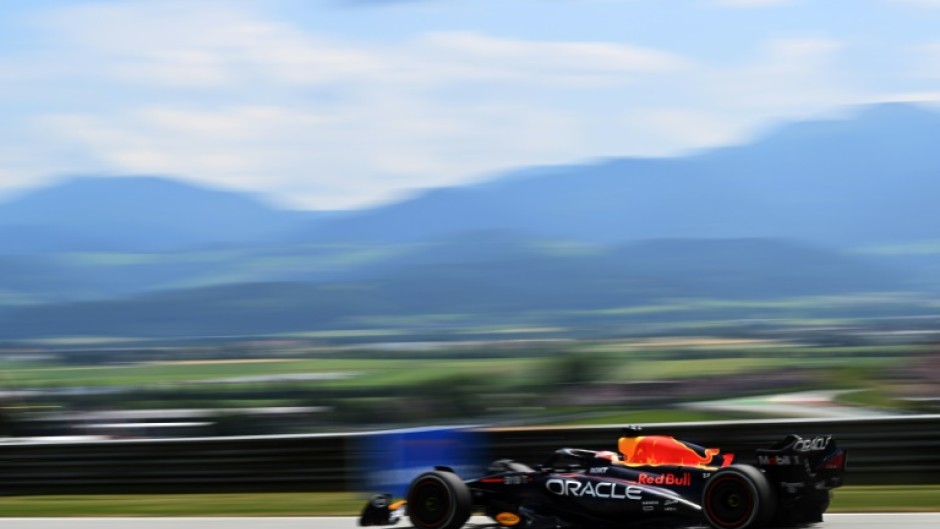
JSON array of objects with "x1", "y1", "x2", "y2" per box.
[
  {"x1": 0, "y1": 415, "x2": 937, "y2": 495},
  {"x1": 0, "y1": 434, "x2": 352, "y2": 495}
]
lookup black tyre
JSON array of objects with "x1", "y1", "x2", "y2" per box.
[
  {"x1": 407, "y1": 471, "x2": 472, "y2": 529},
  {"x1": 702, "y1": 465, "x2": 776, "y2": 529}
]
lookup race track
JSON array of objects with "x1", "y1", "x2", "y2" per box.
[{"x1": 0, "y1": 514, "x2": 935, "y2": 529}]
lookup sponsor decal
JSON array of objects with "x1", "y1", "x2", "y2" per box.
[
  {"x1": 780, "y1": 482, "x2": 806, "y2": 494},
  {"x1": 545, "y1": 478, "x2": 642, "y2": 500},
  {"x1": 758, "y1": 455, "x2": 802, "y2": 466},
  {"x1": 589, "y1": 467, "x2": 609, "y2": 474},
  {"x1": 794, "y1": 436, "x2": 830, "y2": 452},
  {"x1": 638, "y1": 472, "x2": 692, "y2": 487},
  {"x1": 483, "y1": 475, "x2": 529, "y2": 485}
]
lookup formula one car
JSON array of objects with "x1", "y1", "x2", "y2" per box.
[{"x1": 359, "y1": 431, "x2": 846, "y2": 529}]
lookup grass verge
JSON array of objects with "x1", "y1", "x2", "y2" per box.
[
  {"x1": 831, "y1": 485, "x2": 940, "y2": 512},
  {"x1": 0, "y1": 493, "x2": 364, "y2": 517},
  {"x1": 0, "y1": 486, "x2": 937, "y2": 517}
]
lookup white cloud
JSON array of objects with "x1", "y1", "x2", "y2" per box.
[
  {"x1": 36, "y1": 94, "x2": 587, "y2": 209},
  {"x1": 39, "y1": 1, "x2": 390, "y2": 90},
  {"x1": 37, "y1": 2, "x2": 684, "y2": 92},
  {"x1": 1, "y1": 1, "x2": 697, "y2": 209},
  {"x1": 632, "y1": 109, "x2": 745, "y2": 149},
  {"x1": 417, "y1": 31, "x2": 689, "y2": 86},
  {"x1": 624, "y1": 36, "x2": 856, "y2": 151},
  {"x1": 0, "y1": 0, "x2": 918, "y2": 211},
  {"x1": 706, "y1": 37, "x2": 850, "y2": 111}
]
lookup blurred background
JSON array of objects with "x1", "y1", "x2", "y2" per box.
[{"x1": 1, "y1": 0, "x2": 940, "y2": 443}]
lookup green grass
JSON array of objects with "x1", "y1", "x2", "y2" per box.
[
  {"x1": 0, "y1": 358, "x2": 545, "y2": 389},
  {"x1": 0, "y1": 337, "x2": 919, "y2": 391},
  {"x1": 0, "y1": 493, "x2": 364, "y2": 517},
  {"x1": 0, "y1": 486, "x2": 935, "y2": 516},
  {"x1": 547, "y1": 409, "x2": 761, "y2": 425},
  {"x1": 831, "y1": 485, "x2": 940, "y2": 512},
  {"x1": 620, "y1": 357, "x2": 792, "y2": 379}
]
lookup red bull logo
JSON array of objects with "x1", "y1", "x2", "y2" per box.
[
  {"x1": 619, "y1": 436, "x2": 724, "y2": 467},
  {"x1": 637, "y1": 472, "x2": 692, "y2": 486}
]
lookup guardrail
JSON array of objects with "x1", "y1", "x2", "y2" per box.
[
  {"x1": 0, "y1": 415, "x2": 937, "y2": 494},
  {"x1": 0, "y1": 433, "x2": 354, "y2": 494}
]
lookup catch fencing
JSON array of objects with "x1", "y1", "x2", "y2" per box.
[{"x1": 0, "y1": 415, "x2": 937, "y2": 495}]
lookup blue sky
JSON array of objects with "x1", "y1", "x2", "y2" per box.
[{"x1": 1, "y1": 0, "x2": 939, "y2": 209}]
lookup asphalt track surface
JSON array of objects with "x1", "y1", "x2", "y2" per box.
[{"x1": 0, "y1": 514, "x2": 935, "y2": 529}]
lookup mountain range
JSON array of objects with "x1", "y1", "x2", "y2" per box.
[
  {"x1": 1, "y1": 102, "x2": 938, "y2": 338},
  {"x1": 0, "y1": 176, "x2": 319, "y2": 253},
  {"x1": 290, "y1": 102, "x2": 940, "y2": 246},
  {"x1": 3, "y1": 102, "x2": 940, "y2": 253}
]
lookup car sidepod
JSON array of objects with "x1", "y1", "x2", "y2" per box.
[{"x1": 470, "y1": 469, "x2": 702, "y2": 528}]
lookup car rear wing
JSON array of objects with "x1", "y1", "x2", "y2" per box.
[{"x1": 755, "y1": 434, "x2": 846, "y2": 488}]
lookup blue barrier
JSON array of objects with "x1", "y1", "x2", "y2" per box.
[{"x1": 358, "y1": 427, "x2": 485, "y2": 497}]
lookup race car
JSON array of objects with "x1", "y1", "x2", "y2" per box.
[{"x1": 359, "y1": 431, "x2": 846, "y2": 529}]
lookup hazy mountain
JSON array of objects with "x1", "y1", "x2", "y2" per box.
[
  {"x1": 2, "y1": 103, "x2": 938, "y2": 253},
  {"x1": 0, "y1": 238, "x2": 904, "y2": 338},
  {"x1": 0, "y1": 103, "x2": 937, "y2": 338},
  {"x1": 292, "y1": 103, "x2": 940, "y2": 246},
  {"x1": 0, "y1": 176, "x2": 316, "y2": 252}
]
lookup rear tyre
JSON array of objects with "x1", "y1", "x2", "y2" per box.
[
  {"x1": 702, "y1": 465, "x2": 776, "y2": 529},
  {"x1": 407, "y1": 471, "x2": 472, "y2": 529}
]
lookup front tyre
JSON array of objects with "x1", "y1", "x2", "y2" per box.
[
  {"x1": 702, "y1": 465, "x2": 776, "y2": 529},
  {"x1": 407, "y1": 471, "x2": 472, "y2": 529}
]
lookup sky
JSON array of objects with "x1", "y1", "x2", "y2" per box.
[{"x1": 1, "y1": 0, "x2": 939, "y2": 210}]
